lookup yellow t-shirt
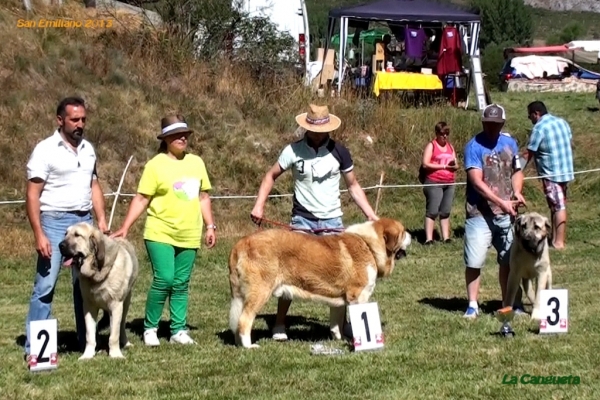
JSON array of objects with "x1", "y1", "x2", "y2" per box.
[{"x1": 137, "y1": 153, "x2": 212, "y2": 249}]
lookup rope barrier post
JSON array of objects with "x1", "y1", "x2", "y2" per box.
[
  {"x1": 108, "y1": 155, "x2": 134, "y2": 233},
  {"x1": 374, "y1": 171, "x2": 385, "y2": 215}
]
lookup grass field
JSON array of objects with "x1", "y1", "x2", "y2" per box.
[
  {"x1": 3, "y1": 164, "x2": 600, "y2": 399},
  {"x1": 3, "y1": 0, "x2": 600, "y2": 398},
  {"x1": 3, "y1": 90, "x2": 600, "y2": 398}
]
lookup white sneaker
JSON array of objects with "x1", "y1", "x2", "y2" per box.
[
  {"x1": 144, "y1": 328, "x2": 160, "y2": 346},
  {"x1": 170, "y1": 330, "x2": 196, "y2": 344}
]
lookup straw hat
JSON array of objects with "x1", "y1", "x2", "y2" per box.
[
  {"x1": 295, "y1": 104, "x2": 341, "y2": 133},
  {"x1": 157, "y1": 114, "x2": 194, "y2": 139}
]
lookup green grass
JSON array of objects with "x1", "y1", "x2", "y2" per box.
[{"x1": 3, "y1": 194, "x2": 600, "y2": 399}]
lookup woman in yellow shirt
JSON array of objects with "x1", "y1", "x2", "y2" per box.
[{"x1": 111, "y1": 115, "x2": 216, "y2": 346}]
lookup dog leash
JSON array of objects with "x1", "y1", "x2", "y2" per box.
[{"x1": 249, "y1": 214, "x2": 345, "y2": 235}]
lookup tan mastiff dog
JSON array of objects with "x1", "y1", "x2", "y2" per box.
[
  {"x1": 503, "y1": 212, "x2": 552, "y2": 321},
  {"x1": 228, "y1": 218, "x2": 412, "y2": 348}
]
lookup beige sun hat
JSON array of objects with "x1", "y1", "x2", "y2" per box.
[
  {"x1": 157, "y1": 114, "x2": 194, "y2": 139},
  {"x1": 295, "y1": 104, "x2": 341, "y2": 133}
]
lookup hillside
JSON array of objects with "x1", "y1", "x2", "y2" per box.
[
  {"x1": 2, "y1": 0, "x2": 600, "y2": 260},
  {"x1": 525, "y1": 0, "x2": 600, "y2": 13}
]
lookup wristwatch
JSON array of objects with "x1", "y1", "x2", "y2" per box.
[{"x1": 206, "y1": 224, "x2": 217, "y2": 230}]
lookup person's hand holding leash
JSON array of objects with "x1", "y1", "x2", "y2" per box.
[
  {"x1": 250, "y1": 205, "x2": 264, "y2": 225},
  {"x1": 499, "y1": 200, "x2": 520, "y2": 217},
  {"x1": 205, "y1": 228, "x2": 216, "y2": 248},
  {"x1": 110, "y1": 228, "x2": 128, "y2": 239},
  {"x1": 97, "y1": 219, "x2": 109, "y2": 236},
  {"x1": 35, "y1": 233, "x2": 52, "y2": 259},
  {"x1": 513, "y1": 192, "x2": 527, "y2": 208}
]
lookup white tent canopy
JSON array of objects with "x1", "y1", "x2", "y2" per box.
[{"x1": 566, "y1": 40, "x2": 600, "y2": 64}]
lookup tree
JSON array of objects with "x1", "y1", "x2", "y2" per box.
[{"x1": 470, "y1": 0, "x2": 533, "y2": 49}]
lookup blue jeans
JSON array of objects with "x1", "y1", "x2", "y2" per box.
[
  {"x1": 290, "y1": 215, "x2": 344, "y2": 235},
  {"x1": 464, "y1": 214, "x2": 513, "y2": 269},
  {"x1": 24, "y1": 211, "x2": 92, "y2": 355}
]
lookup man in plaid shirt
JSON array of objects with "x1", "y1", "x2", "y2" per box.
[{"x1": 524, "y1": 101, "x2": 574, "y2": 250}]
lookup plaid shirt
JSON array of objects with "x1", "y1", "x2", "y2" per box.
[{"x1": 527, "y1": 114, "x2": 574, "y2": 183}]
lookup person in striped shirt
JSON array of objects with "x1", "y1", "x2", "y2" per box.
[{"x1": 524, "y1": 101, "x2": 574, "y2": 250}]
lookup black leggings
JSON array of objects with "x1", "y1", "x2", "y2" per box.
[{"x1": 423, "y1": 179, "x2": 455, "y2": 219}]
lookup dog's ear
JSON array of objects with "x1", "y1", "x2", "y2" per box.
[
  {"x1": 383, "y1": 224, "x2": 401, "y2": 252},
  {"x1": 514, "y1": 215, "x2": 525, "y2": 235},
  {"x1": 544, "y1": 217, "x2": 551, "y2": 234},
  {"x1": 90, "y1": 229, "x2": 105, "y2": 269}
]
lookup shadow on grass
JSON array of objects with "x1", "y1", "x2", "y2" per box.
[
  {"x1": 15, "y1": 312, "x2": 142, "y2": 354},
  {"x1": 418, "y1": 297, "x2": 502, "y2": 315},
  {"x1": 127, "y1": 318, "x2": 199, "y2": 341},
  {"x1": 16, "y1": 331, "x2": 82, "y2": 354},
  {"x1": 587, "y1": 106, "x2": 599, "y2": 112},
  {"x1": 216, "y1": 314, "x2": 335, "y2": 346},
  {"x1": 408, "y1": 226, "x2": 465, "y2": 244}
]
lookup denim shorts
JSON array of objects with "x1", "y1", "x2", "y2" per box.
[
  {"x1": 464, "y1": 214, "x2": 513, "y2": 269},
  {"x1": 290, "y1": 215, "x2": 344, "y2": 236}
]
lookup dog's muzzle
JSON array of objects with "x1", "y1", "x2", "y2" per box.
[
  {"x1": 395, "y1": 249, "x2": 407, "y2": 260},
  {"x1": 523, "y1": 237, "x2": 545, "y2": 255}
]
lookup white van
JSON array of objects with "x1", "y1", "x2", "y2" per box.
[{"x1": 237, "y1": 0, "x2": 311, "y2": 77}]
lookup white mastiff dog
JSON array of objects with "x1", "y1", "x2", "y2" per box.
[{"x1": 59, "y1": 222, "x2": 139, "y2": 359}]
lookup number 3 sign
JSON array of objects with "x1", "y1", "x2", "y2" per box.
[
  {"x1": 348, "y1": 302, "x2": 384, "y2": 352},
  {"x1": 28, "y1": 319, "x2": 58, "y2": 372},
  {"x1": 539, "y1": 289, "x2": 569, "y2": 334}
]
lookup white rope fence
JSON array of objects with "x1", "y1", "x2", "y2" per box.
[{"x1": 1, "y1": 167, "x2": 599, "y2": 205}]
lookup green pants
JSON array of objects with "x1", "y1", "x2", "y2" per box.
[{"x1": 144, "y1": 240, "x2": 197, "y2": 335}]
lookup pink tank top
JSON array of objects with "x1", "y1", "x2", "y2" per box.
[{"x1": 426, "y1": 140, "x2": 455, "y2": 183}]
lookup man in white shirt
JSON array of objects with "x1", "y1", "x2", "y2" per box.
[{"x1": 24, "y1": 97, "x2": 108, "y2": 362}]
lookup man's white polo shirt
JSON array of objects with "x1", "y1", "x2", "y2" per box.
[
  {"x1": 278, "y1": 137, "x2": 354, "y2": 220},
  {"x1": 26, "y1": 130, "x2": 98, "y2": 212}
]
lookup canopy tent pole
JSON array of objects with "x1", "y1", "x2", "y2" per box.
[
  {"x1": 337, "y1": 17, "x2": 348, "y2": 94},
  {"x1": 319, "y1": 17, "x2": 338, "y2": 89}
]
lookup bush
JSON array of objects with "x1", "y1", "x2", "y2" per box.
[
  {"x1": 154, "y1": 0, "x2": 298, "y2": 77},
  {"x1": 469, "y1": 0, "x2": 533, "y2": 49},
  {"x1": 481, "y1": 41, "x2": 516, "y2": 90},
  {"x1": 546, "y1": 22, "x2": 586, "y2": 45}
]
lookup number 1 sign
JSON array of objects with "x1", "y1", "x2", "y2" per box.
[
  {"x1": 28, "y1": 319, "x2": 58, "y2": 372},
  {"x1": 348, "y1": 302, "x2": 384, "y2": 352},
  {"x1": 539, "y1": 289, "x2": 569, "y2": 334}
]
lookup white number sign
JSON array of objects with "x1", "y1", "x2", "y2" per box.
[
  {"x1": 539, "y1": 289, "x2": 569, "y2": 334},
  {"x1": 348, "y1": 302, "x2": 384, "y2": 352},
  {"x1": 28, "y1": 319, "x2": 58, "y2": 372}
]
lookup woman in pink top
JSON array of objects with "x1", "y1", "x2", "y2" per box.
[{"x1": 421, "y1": 122, "x2": 459, "y2": 244}]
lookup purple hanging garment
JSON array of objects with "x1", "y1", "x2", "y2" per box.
[{"x1": 404, "y1": 26, "x2": 427, "y2": 59}]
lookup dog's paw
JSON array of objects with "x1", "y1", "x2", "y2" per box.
[
  {"x1": 122, "y1": 341, "x2": 133, "y2": 348},
  {"x1": 78, "y1": 352, "x2": 95, "y2": 361},
  {"x1": 109, "y1": 351, "x2": 125, "y2": 359},
  {"x1": 330, "y1": 330, "x2": 342, "y2": 341},
  {"x1": 530, "y1": 309, "x2": 543, "y2": 321},
  {"x1": 248, "y1": 344, "x2": 260, "y2": 349}
]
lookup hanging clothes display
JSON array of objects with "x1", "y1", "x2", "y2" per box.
[
  {"x1": 404, "y1": 26, "x2": 427, "y2": 60},
  {"x1": 437, "y1": 25, "x2": 463, "y2": 76}
]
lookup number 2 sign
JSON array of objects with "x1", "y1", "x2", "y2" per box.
[
  {"x1": 539, "y1": 289, "x2": 569, "y2": 334},
  {"x1": 348, "y1": 302, "x2": 384, "y2": 352},
  {"x1": 28, "y1": 319, "x2": 58, "y2": 372}
]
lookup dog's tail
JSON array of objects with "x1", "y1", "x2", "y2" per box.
[{"x1": 228, "y1": 244, "x2": 244, "y2": 334}]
